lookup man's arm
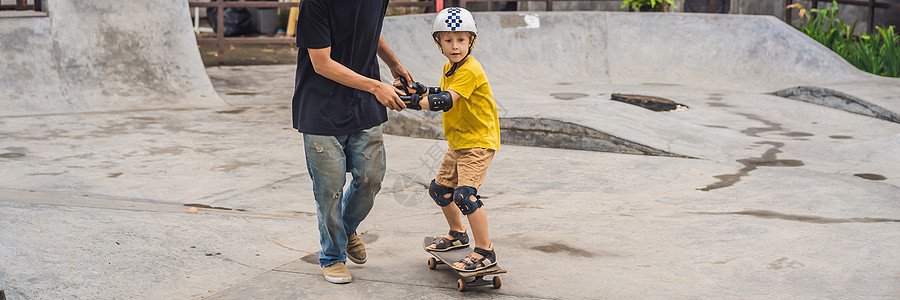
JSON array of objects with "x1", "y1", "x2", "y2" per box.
[
  {"x1": 307, "y1": 47, "x2": 406, "y2": 111},
  {"x1": 377, "y1": 35, "x2": 413, "y2": 89}
]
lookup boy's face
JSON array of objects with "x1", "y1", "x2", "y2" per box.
[{"x1": 437, "y1": 32, "x2": 473, "y2": 63}]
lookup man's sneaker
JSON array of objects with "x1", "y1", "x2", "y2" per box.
[
  {"x1": 322, "y1": 262, "x2": 352, "y2": 284},
  {"x1": 346, "y1": 233, "x2": 367, "y2": 264}
]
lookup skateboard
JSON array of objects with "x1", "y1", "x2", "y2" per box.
[{"x1": 423, "y1": 236, "x2": 507, "y2": 291}]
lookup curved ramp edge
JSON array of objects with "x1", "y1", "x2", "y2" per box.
[
  {"x1": 383, "y1": 111, "x2": 694, "y2": 158},
  {"x1": 772, "y1": 86, "x2": 900, "y2": 124},
  {"x1": 0, "y1": 0, "x2": 224, "y2": 117}
]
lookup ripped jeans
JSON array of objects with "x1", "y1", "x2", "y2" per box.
[{"x1": 303, "y1": 125, "x2": 386, "y2": 268}]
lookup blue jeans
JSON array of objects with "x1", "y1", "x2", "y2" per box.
[{"x1": 303, "y1": 125, "x2": 386, "y2": 267}]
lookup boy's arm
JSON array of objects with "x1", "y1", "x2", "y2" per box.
[
  {"x1": 307, "y1": 46, "x2": 406, "y2": 111},
  {"x1": 419, "y1": 89, "x2": 460, "y2": 111}
]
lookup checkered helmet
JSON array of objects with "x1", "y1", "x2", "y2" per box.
[{"x1": 432, "y1": 7, "x2": 477, "y2": 37}]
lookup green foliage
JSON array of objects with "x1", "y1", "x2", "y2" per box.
[
  {"x1": 791, "y1": 0, "x2": 900, "y2": 77},
  {"x1": 621, "y1": 0, "x2": 677, "y2": 11}
]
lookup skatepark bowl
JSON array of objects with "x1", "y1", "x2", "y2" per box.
[{"x1": 2, "y1": 3, "x2": 900, "y2": 299}]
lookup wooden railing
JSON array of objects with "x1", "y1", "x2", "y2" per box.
[
  {"x1": 784, "y1": 0, "x2": 900, "y2": 33},
  {"x1": 0, "y1": 0, "x2": 43, "y2": 11},
  {"x1": 188, "y1": 1, "x2": 301, "y2": 65},
  {"x1": 188, "y1": 0, "x2": 436, "y2": 65}
]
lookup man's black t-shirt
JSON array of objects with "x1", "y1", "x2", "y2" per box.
[{"x1": 292, "y1": 0, "x2": 389, "y2": 136}]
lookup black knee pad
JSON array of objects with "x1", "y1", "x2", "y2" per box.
[
  {"x1": 452, "y1": 186, "x2": 483, "y2": 215},
  {"x1": 428, "y1": 180, "x2": 454, "y2": 207}
]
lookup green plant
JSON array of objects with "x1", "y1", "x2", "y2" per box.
[
  {"x1": 621, "y1": 0, "x2": 677, "y2": 11},
  {"x1": 789, "y1": 0, "x2": 900, "y2": 77}
]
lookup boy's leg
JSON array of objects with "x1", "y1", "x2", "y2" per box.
[
  {"x1": 426, "y1": 148, "x2": 466, "y2": 250},
  {"x1": 435, "y1": 148, "x2": 464, "y2": 232},
  {"x1": 342, "y1": 125, "x2": 386, "y2": 235},
  {"x1": 452, "y1": 148, "x2": 496, "y2": 269},
  {"x1": 303, "y1": 133, "x2": 350, "y2": 268}
]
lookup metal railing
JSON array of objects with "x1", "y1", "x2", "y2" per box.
[{"x1": 785, "y1": 0, "x2": 900, "y2": 33}]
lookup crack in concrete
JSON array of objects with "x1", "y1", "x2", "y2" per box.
[{"x1": 691, "y1": 210, "x2": 900, "y2": 224}]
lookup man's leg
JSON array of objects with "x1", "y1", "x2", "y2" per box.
[
  {"x1": 303, "y1": 133, "x2": 350, "y2": 268},
  {"x1": 342, "y1": 125, "x2": 386, "y2": 235}
]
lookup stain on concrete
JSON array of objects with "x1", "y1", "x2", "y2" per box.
[
  {"x1": 778, "y1": 132, "x2": 813, "y2": 137},
  {"x1": 703, "y1": 125, "x2": 729, "y2": 129},
  {"x1": 292, "y1": 211, "x2": 316, "y2": 217},
  {"x1": 707, "y1": 102, "x2": 734, "y2": 108},
  {"x1": 147, "y1": 146, "x2": 186, "y2": 156},
  {"x1": 225, "y1": 92, "x2": 258, "y2": 96},
  {"x1": 0, "y1": 153, "x2": 26, "y2": 159},
  {"x1": 550, "y1": 92, "x2": 588, "y2": 100},
  {"x1": 767, "y1": 257, "x2": 804, "y2": 270},
  {"x1": 212, "y1": 161, "x2": 259, "y2": 172},
  {"x1": 641, "y1": 82, "x2": 682, "y2": 86},
  {"x1": 29, "y1": 171, "x2": 67, "y2": 176},
  {"x1": 736, "y1": 113, "x2": 783, "y2": 137},
  {"x1": 183, "y1": 203, "x2": 247, "y2": 212},
  {"x1": 107, "y1": 172, "x2": 123, "y2": 178},
  {"x1": 854, "y1": 173, "x2": 886, "y2": 181},
  {"x1": 692, "y1": 210, "x2": 900, "y2": 224},
  {"x1": 829, "y1": 135, "x2": 853, "y2": 139},
  {"x1": 127, "y1": 116, "x2": 158, "y2": 122},
  {"x1": 531, "y1": 242, "x2": 595, "y2": 258},
  {"x1": 360, "y1": 232, "x2": 379, "y2": 244},
  {"x1": 301, "y1": 252, "x2": 320, "y2": 265},
  {"x1": 216, "y1": 108, "x2": 248, "y2": 114},
  {"x1": 699, "y1": 141, "x2": 803, "y2": 191}
]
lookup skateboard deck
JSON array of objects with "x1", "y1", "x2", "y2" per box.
[{"x1": 423, "y1": 236, "x2": 507, "y2": 291}]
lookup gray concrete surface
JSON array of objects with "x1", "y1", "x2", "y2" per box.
[{"x1": 2, "y1": 6, "x2": 899, "y2": 300}]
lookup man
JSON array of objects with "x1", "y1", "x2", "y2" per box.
[{"x1": 292, "y1": 0, "x2": 412, "y2": 284}]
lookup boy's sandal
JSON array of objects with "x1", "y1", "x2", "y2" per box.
[
  {"x1": 452, "y1": 247, "x2": 497, "y2": 271},
  {"x1": 427, "y1": 229, "x2": 469, "y2": 252}
]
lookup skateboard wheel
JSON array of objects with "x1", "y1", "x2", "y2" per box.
[
  {"x1": 457, "y1": 278, "x2": 466, "y2": 292},
  {"x1": 492, "y1": 276, "x2": 502, "y2": 289},
  {"x1": 427, "y1": 257, "x2": 437, "y2": 270}
]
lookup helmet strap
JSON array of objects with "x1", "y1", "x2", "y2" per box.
[{"x1": 445, "y1": 40, "x2": 475, "y2": 77}]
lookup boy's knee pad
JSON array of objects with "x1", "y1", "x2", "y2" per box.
[
  {"x1": 453, "y1": 186, "x2": 483, "y2": 215},
  {"x1": 428, "y1": 180, "x2": 454, "y2": 207}
]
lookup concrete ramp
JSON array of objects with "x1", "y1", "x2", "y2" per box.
[
  {"x1": 0, "y1": 0, "x2": 223, "y2": 117},
  {"x1": 380, "y1": 12, "x2": 900, "y2": 160},
  {"x1": 382, "y1": 12, "x2": 878, "y2": 89}
]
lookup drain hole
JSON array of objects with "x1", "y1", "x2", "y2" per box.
[
  {"x1": 611, "y1": 94, "x2": 688, "y2": 112},
  {"x1": 551, "y1": 92, "x2": 588, "y2": 100}
]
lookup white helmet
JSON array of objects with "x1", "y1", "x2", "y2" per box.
[{"x1": 432, "y1": 7, "x2": 477, "y2": 37}]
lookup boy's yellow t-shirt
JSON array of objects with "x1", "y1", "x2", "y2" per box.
[{"x1": 439, "y1": 57, "x2": 500, "y2": 150}]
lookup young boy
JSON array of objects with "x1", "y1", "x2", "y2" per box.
[{"x1": 401, "y1": 7, "x2": 501, "y2": 271}]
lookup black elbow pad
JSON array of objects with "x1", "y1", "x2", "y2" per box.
[{"x1": 427, "y1": 91, "x2": 453, "y2": 112}]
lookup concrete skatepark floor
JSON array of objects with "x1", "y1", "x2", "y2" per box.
[{"x1": 2, "y1": 4, "x2": 900, "y2": 299}]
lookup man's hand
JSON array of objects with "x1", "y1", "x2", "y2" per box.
[
  {"x1": 372, "y1": 81, "x2": 406, "y2": 111},
  {"x1": 390, "y1": 64, "x2": 414, "y2": 92}
]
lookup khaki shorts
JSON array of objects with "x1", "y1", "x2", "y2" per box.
[{"x1": 435, "y1": 147, "x2": 495, "y2": 189}]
